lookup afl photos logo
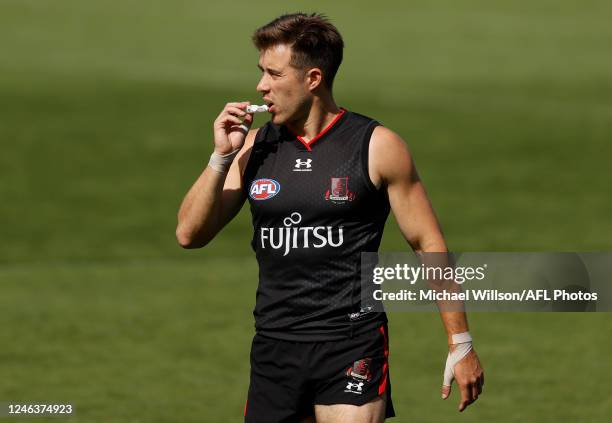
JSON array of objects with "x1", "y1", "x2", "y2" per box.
[{"x1": 249, "y1": 179, "x2": 280, "y2": 201}]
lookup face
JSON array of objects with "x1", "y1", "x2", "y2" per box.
[{"x1": 256, "y1": 44, "x2": 313, "y2": 125}]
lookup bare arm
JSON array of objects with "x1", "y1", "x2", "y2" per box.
[
  {"x1": 370, "y1": 126, "x2": 484, "y2": 411},
  {"x1": 175, "y1": 102, "x2": 257, "y2": 248}
]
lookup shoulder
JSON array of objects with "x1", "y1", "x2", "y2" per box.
[
  {"x1": 238, "y1": 127, "x2": 260, "y2": 155},
  {"x1": 371, "y1": 126, "x2": 411, "y2": 159},
  {"x1": 344, "y1": 110, "x2": 375, "y2": 125},
  {"x1": 235, "y1": 127, "x2": 260, "y2": 172},
  {"x1": 369, "y1": 126, "x2": 415, "y2": 185},
  {"x1": 251, "y1": 121, "x2": 282, "y2": 143},
  {"x1": 246, "y1": 127, "x2": 260, "y2": 144}
]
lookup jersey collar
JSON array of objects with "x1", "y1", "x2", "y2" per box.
[{"x1": 290, "y1": 108, "x2": 347, "y2": 151}]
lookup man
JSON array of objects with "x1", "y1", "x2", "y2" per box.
[{"x1": 176, "y1": 13, "x2": 484, "y2": 423}]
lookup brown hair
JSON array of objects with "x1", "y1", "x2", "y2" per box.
[{"x1": 252, "y1": 13, "x2": 344, "y2": 89}]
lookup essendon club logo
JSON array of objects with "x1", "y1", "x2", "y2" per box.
[
  {"x1": 346, "y1": 358, "x2": 372, "y2": 381},
  {"x1": 249, "y1": 178, "x2": 280, "y2": 201},
  {"x1": 325, "y1": 177, "x2": 355, "y2": 203}
]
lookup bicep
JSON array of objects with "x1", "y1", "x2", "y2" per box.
[
  {"x1": 218, "y1": 174, "x2": 246, "y2": 229},
  {"x1": 218, "y1": 129, "x2": 257, "y2": 227}
]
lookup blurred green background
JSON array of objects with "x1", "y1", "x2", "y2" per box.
[{"x1": 1, "y1": 0, "x2": 611, "y2": 421}]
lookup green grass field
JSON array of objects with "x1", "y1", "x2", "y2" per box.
[{"x1": 1, "y1": 0, "x2": 611, "y2": 421}]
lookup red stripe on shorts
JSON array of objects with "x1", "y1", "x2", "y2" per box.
[{"x1": 378, "y1": 325, "x2": 389, "y2": 395}]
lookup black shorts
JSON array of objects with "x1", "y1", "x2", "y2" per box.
[{"x1": 244, "y1": 324, "x2": 395, "y2": 422}]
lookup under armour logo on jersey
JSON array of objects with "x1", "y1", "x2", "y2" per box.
[
  {"x1": 293, "y1": 158, "x2": 312, "y2": 172},
  {"x1": 345, "y1": 381, "x2": 364, "y2": 394}
]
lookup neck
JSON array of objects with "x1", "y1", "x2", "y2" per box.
[{"x1": 286, "y1": 94, "x2": 341, "y2": 142}]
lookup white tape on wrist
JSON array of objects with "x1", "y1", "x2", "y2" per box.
[
  {"x1": 451, "y1": 332, "x2": 472, "y2": 344},
  {"x1": 443, "y1": 332, "x2": 473, "y2": 387},
  {"x1": 208, "y1": 149, "x2": 240, "y2": 173}
]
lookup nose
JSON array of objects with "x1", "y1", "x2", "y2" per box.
[{"x1": 256, "y1": 73, "x2": 270, "y2": 94}]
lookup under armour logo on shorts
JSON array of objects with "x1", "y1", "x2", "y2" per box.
[{"x1": 345, "y1": 381, "x2": 364, "y2": 394}]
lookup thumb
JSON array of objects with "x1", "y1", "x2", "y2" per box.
[
  {"x1": 441, "y1": 384, "x2": 451, "y2": 400},
  {"x1": 442, "y1": 354, "x2": 454, "y2": 399}
]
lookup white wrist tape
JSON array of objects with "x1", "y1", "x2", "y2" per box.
[
  {"x1": 208, "y1": 149, "x2": 240, "y2": 173},
  {"x1": 443, "y1": 332, "x2": 473, "y2": 386},
  {"x1": 451, "y1": 332, "x2": 472, "y2": 344}
]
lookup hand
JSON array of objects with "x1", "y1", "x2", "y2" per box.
[
  {"x1": 441, "y1": 349, "x2": 484, "y2": 412},
  {"x1": 213, "y1": 102, "x2": 254, "y2": 155}
]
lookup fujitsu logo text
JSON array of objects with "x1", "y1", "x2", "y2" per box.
[{"x1": 260, "y1": 212, "x2": 344, "y2": 256}]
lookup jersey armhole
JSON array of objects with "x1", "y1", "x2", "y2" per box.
[
  {"x1": 360, "y1": 120, "x2": 382, "y2": 194},
  {"x1": 242, "y1": 124, "x2": 269, "y2": 195}
]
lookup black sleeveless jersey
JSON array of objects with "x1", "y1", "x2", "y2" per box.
[{"x1": 243, "y1": 109, "x2": 390, "y2": 341}]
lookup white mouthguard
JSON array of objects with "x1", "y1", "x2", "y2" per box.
[{"x1": 246, "y1": 104, "x2": 269, "y2": 113}]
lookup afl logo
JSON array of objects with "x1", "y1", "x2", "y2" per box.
[{"x1": 249, "y1": 179, "x2": 281, "y2": 200}]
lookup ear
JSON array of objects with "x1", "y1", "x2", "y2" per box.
[{"x1": 306, "y1": 68, "x2": 324, "y2": 91}]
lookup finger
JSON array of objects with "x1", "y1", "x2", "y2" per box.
[
  {"x1": 220, "y1": 114, "x2": 242, "y2": 126},
  {"x1": 441, "y1": 384, "x2": 451, "y2": 400},
  {"x1": 458, "y1": 384, "x2": 473, "y2": 412},
  {"x1": 471, "y1": 383, "x2": 479, "y2": 401},
  {"x1": 226, "y1": 106, "x2": 247, "y2": 118},
  {"x1": 242, "y1": 112, "x2": 254, "y2": 125},
  {"x1": 215, "y1": 109, "x2": 242, "y2": 123},
  {"x1": 231, "y1": 117, "x2": 252, "y2": 134},
  {"x1": 459, "y1": 397, "x2": 473, "y2": 412},
  {"x1": 224, "y1": 102, "x2": 248, "y2": 109},
  {"x1": 231, "y1": 124, "x2": 250, "y2": 135}
]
